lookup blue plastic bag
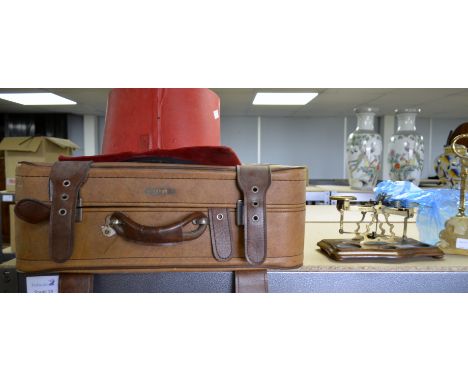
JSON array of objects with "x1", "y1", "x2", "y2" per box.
[{"x1": 374, "y1": 181, "x2": 468, "y2": 245}]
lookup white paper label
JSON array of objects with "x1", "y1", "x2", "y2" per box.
[
  {"x1": 456, "y1": 238, "x2": 468, "y2": 250},
  {"x1": 2, "y1": 194, "x2": 14, "y2": 202},
  {"x1": 213, "y1": 109, "x2": 219, "y2": 119},
  {"x1": 26, "y1": 276, "x2": 59, "y2": 293}
]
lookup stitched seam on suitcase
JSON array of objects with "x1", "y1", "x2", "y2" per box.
[
  {"x1": 18, "y1": 175, "x2": 306, "y2": 182},
  {"x1": 16, "y1": 263, "x2": 303, "y2": 272},
  {"x1": 17, "y1": 263, "x2": 302, "y2": 270},
  {"x1": 18, "y1": 253, "x2": 304, "y2": 261}
]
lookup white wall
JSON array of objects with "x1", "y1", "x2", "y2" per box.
[
  {"x1": 261, "y1": 117, "x2": 346, "y2": 179},
  {"x1": 67, "y1": 115, "x2": 106, "y2": 156},
  {"x1": 66, "y1": 114, "x2": 84, "y2": 156},
  {"x1": 83, "y1": 115, "x2": 99, "y2": 156},
  {"x1": 98, "y1": 116, "x2": 105, "y2": 153},
  {"x1": 68, "y1": 113, "x2": 466, "y2": 179},
  {"x1": 220, "y1": 117, "x2": 257, "y2": 163},
  {"x1": 416, "y1": 117, "x2": 432, "y2": 179},
  {"x1": 220, "y1": 116, "x2": 466, "y2": 180}
]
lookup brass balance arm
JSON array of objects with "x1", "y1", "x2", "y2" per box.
[
  {"x1": 381, "y1": 206, "x2": 415, "y2": 240},
  {"x1": 381, "y1": 206, "x2": 415, "y2": 218},
  {"x1": 451, "y1": 134, "x2": 468, "y2": 217},
  {"x1": 330, "y1": 195, "x2": 357, "y2": 234}
]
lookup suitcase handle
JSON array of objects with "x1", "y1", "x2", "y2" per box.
[
  {"x1": 15, "y1": 198, "x2": 51, "y2": 224},
  {"x1": 105, "y1": 211, "x2": 209, "y2": 245}
]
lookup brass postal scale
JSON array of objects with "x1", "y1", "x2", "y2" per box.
[{"x1": 318, "y1": 194, "x2": 444, "y2": 261}]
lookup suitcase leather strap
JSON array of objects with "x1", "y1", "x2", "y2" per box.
[
  {"x1": 59, "y1": 274, "x2": 94, "y2": 293},
  {"x1": 208, "y1": 208, "x2": 233, "y2": 261},
  {"x1": 235, "y1": 270, "x2": 268, "y2": 293},
  {"x1": 49, "y1": 161, "x2": 93, "y2": 263},
  {"x1": 236, "y1": 165, "x2": 272, "y2": 265}
]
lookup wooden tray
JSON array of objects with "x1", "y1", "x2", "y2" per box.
[{"x1": 318, "y1": 238, "x2": 444, "y2": 261}]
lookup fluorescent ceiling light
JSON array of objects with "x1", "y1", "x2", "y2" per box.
[
  {"x1": 253, "y1": 92, "x2": 318, "y2": 105},
  {"x1": 0, "y1": 92, "x2": 76, "y2": 105}
]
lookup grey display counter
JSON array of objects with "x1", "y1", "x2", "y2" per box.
[
  {"x1": 6, "y1": 247, "x2": 468, "y2": 292},
  {"x1": 9, "y1": 268, "x2": 468, "y2": 293}
]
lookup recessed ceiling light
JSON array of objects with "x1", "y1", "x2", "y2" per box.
[
  {"x1": 0, "y1": 92, "x2": 76, "y2": 105},
  {"x1": 253, "y1": 92, "x2": 318, "y2": 105}
]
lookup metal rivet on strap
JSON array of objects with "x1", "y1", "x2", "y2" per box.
[
  {"x1": 252, "y1": 215, "x2": 259, "y2": 222},
  {"x1": 63, "y1": 180, "x2": 71, "y2": 187},
  {"x1": 252, "y1": 201, "x2": 259, "y2": 207},
  {"x1": 58, "y1": 208, "x2": 68, "y2": 216},
  {"x1": 251, "y1": 186, "x2": 259, "y2": 193},
  {"x1": 216, "y1": 213, "x2": 224, "y2": 220},
  {"x1": 61, "y1": 193, "x2": 69, "y2": 200}
]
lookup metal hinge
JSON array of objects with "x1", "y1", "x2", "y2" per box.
[
  {"x1": 236, "y1": 199, "x2": 244, "y2": 226},
  {"x1": 76, "y1": 197, "x2": 83, "y2": 222}
]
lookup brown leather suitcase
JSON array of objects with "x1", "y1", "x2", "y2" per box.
[{"x1": 14, "y1": 161, "x2": 306, "y2": 274}]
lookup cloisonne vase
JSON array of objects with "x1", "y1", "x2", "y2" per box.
[
  {"x1": 434, "y1": 146, "x2": 463, "y2": 188},
  {"x1": 434, "y1": 123, "x2": 468, "y2": 188},
  {"x1": 388, "y1": 108, "x2": 424, "y2": 186},
  {"x1": 346, "y1": 107, "x2": 382, "y2": 190}
]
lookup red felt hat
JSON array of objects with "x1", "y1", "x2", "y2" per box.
[{"x1": 101, "y1": 88, "x2": 221, "y2": 155}]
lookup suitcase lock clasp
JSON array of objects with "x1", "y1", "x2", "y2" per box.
[{"x1": 101, "y1": 216, "x2": 121, "y2": 237}]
